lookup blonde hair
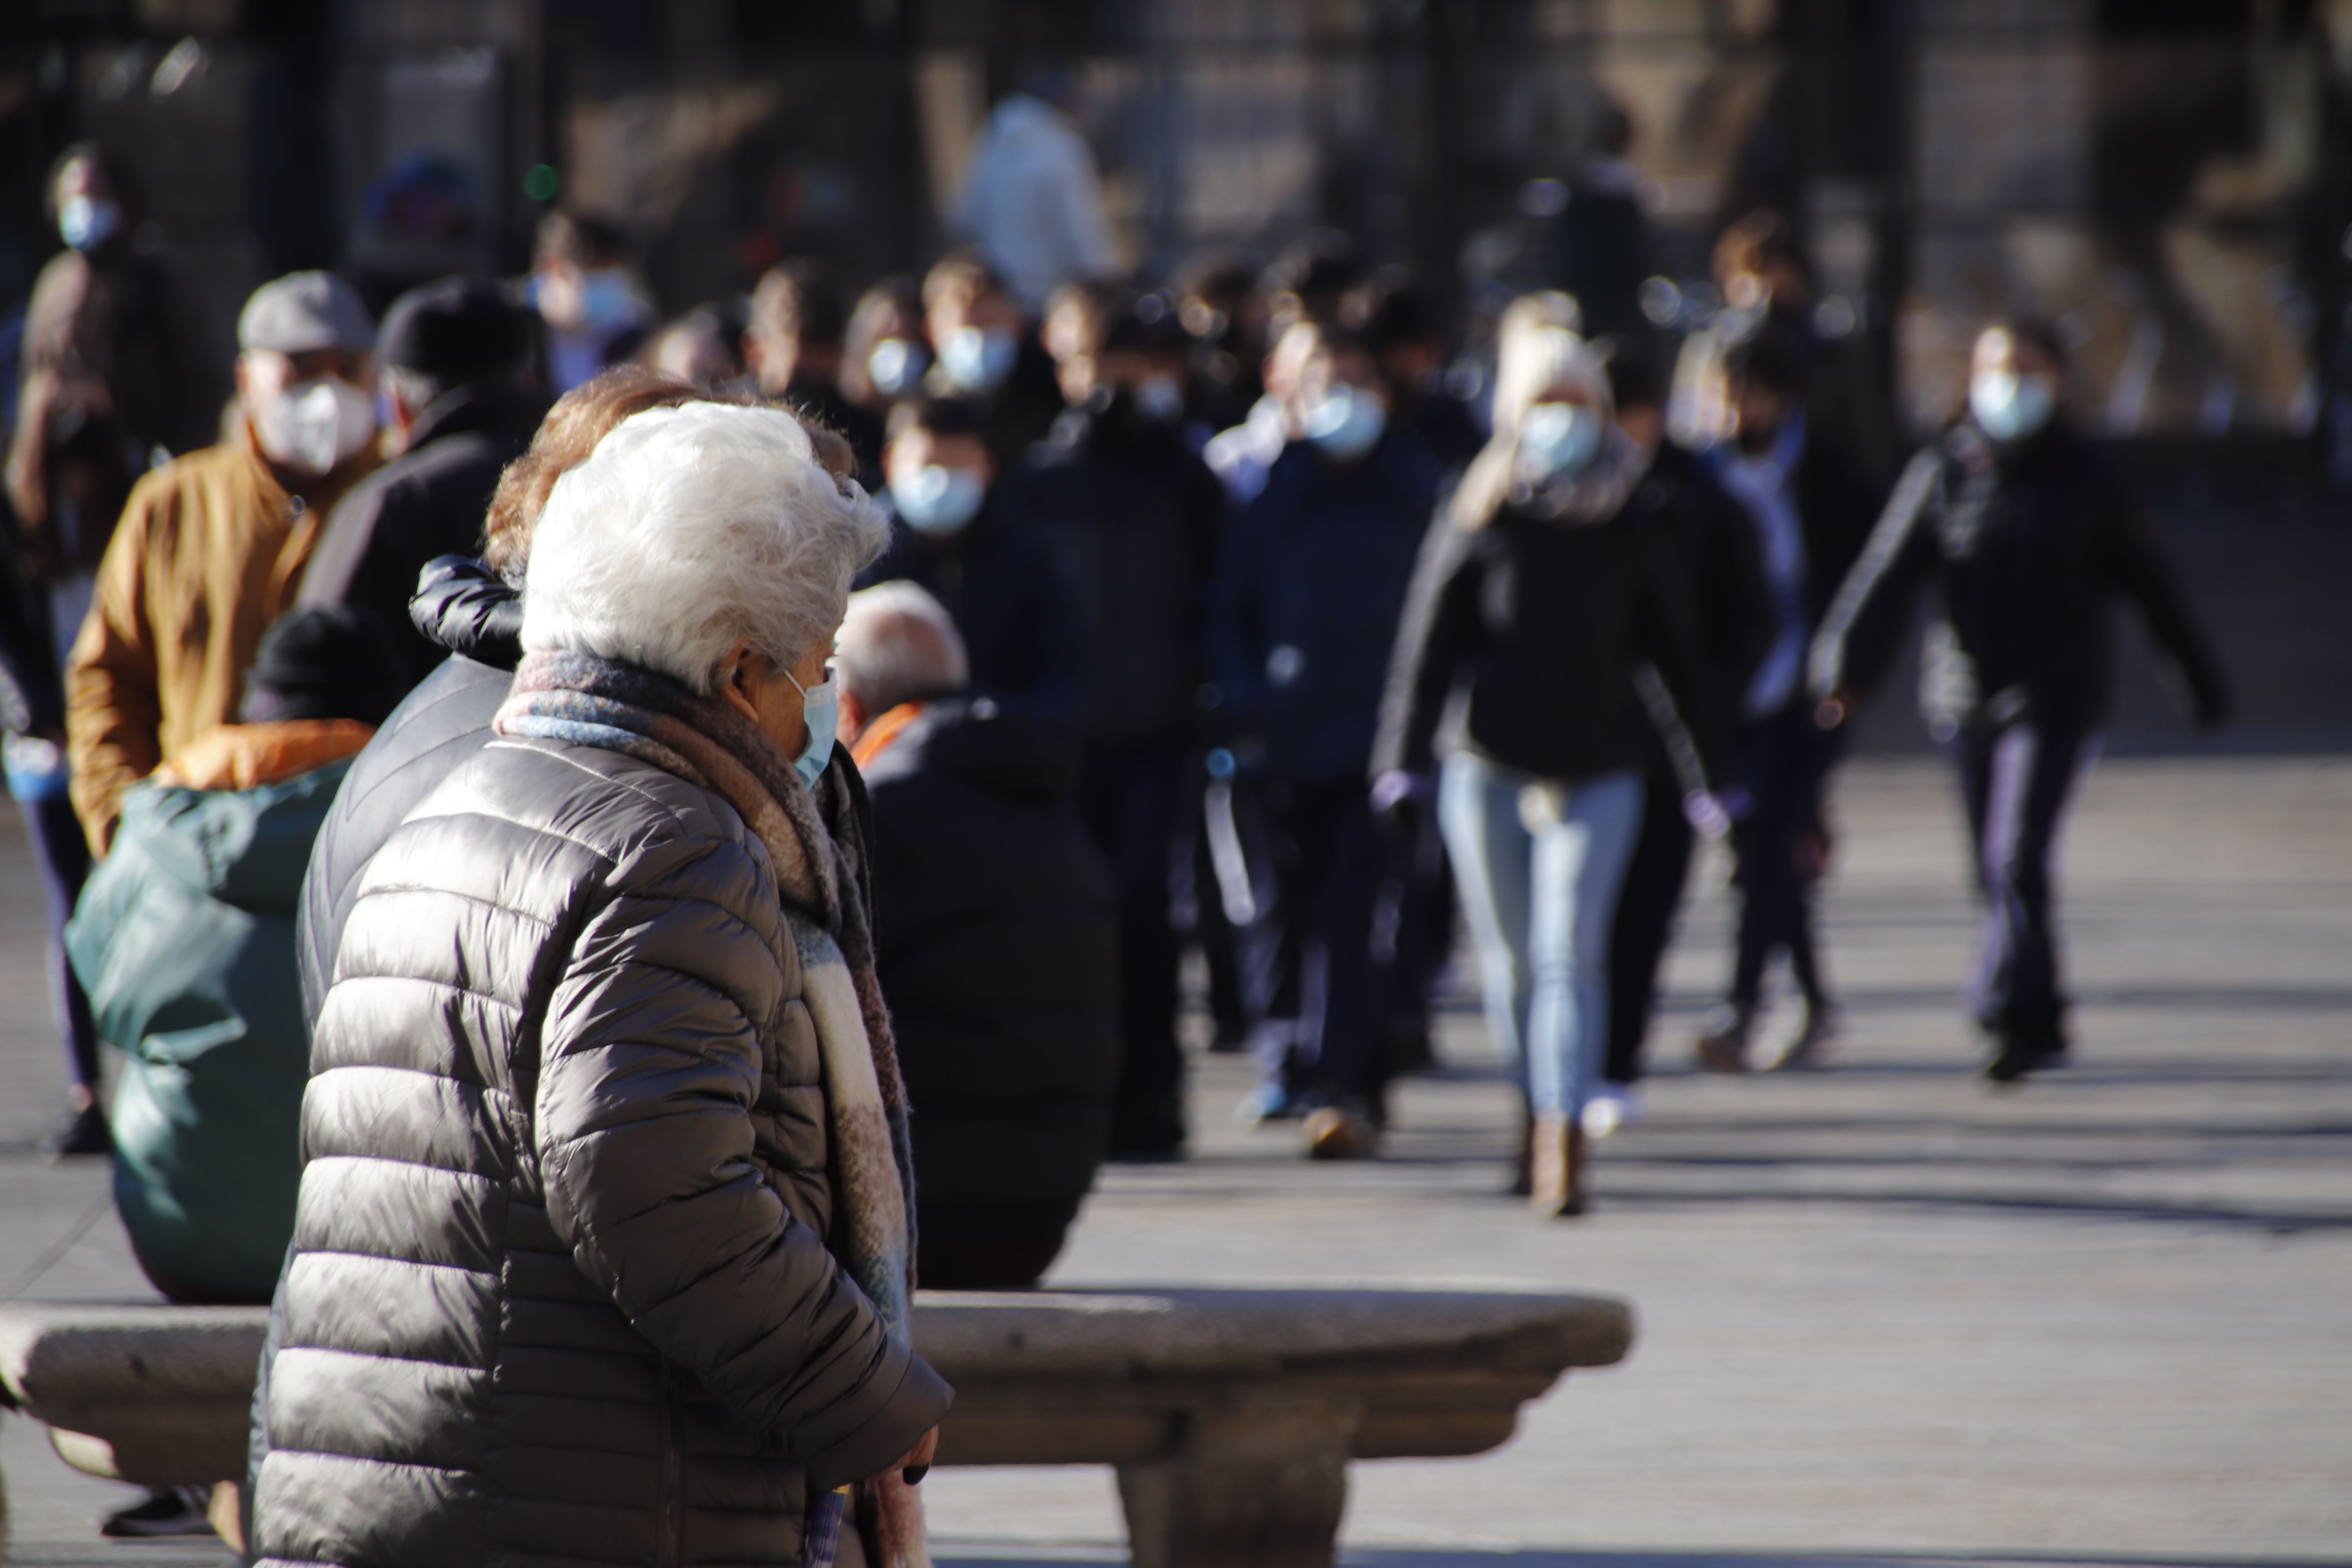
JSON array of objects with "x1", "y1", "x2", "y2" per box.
[{"x1": 1451, "y1": 293, "x2": 1612, "y2": 531}]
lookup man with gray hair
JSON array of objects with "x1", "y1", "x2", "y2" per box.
[
  {"x1": 841, "y1": 581, "x2": 1120, "y2": 1289},
  {"x1": 67, "y1": 270, "x2": 381, "y2": 853},
  {"x1": 834, "y1": 579, "x2": 970, "y2": 736}
]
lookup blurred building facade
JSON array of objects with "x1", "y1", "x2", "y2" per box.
[{"x1": 4, "y1": 0, "x2": 2349, "y2": 461}]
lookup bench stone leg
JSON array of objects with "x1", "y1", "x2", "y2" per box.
[{"x1": 1115, "y1": 1397, "x2": 1358, "y2": 1568}]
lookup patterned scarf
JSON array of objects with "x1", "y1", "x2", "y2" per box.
[{"x1": 494, "y1": 649, "x2": 928, "y2": 1568}]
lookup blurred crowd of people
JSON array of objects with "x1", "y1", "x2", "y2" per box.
[{"x1": 0, "y1": 102, "x2": 2246, "y2": 1543}]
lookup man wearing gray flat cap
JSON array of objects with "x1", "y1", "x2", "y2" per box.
[{"x1": 65, "y1": 270, "x2": 382, "y2": 853}]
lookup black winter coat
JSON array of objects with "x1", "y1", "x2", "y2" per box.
[
  {"x1": 1811, "y1": 421, "x2": 2229, "y2": 735},
  {"x1": 1011, "y1": 405, "x2": 1227, "y2": 744},
  {"x1": 1210, "y1": 432, "x2": 1442, "y2": 783},
  {"x1": 298, "y1": 383, "x2": 546, "y2": 691},
  {"x1": 1783, "y1": 428, "x2": 1886, "y2": 633},
  {"x1": 253, "y1": 726, "x2": 948, "y2": 1566},
  {"x1": 857, "y1": 497, "x2": 1089, "y2": 724},
  {"x1": 294, "y1": 557, "x2": 519, "y2": 1025},
  {"x1": 1375, "y1": 465, "x2": 1738, "y2": 789},
  {"x1": 1643, "y1": 441, "x2": 1776, "y2": 777},
  {"x1": 863, "y1": 700, "x2": 1118, "y2": 1249}
]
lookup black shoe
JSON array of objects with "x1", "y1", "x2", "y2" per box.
[
  {"x1": 101, "y1": 1486, "x2": 214, "y2": 1538},
  {"x1": 51, "y1": 1102, "x2": 111, "y2": 1158},
  {"x1": 1985, "y1": 1034, "x2": 2063, "y2": 1083},
  {"x1": 1103, "y1": 1137, "x2": 1186, "y2": 1164},
  {"x1": 1387, "y1": 1027, "x2": 1437, "y2": 1075}
]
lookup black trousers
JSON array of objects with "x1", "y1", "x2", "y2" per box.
[
  {"x1": 1370, "y1": 803, "x2": 1454, "y2": 1073},
  {"x1": 1726, "y1": 704, "x2": 1840, "y2": 1016},
  {"x1": 1238, "y1": 778, "x2": 1387, "y2": 1112},
  {"x1": 20, "y1": 795, "x2": 100, "y2": 1098},
  {"x1": 1955, "y1": 718, "x2": 2097, "y2": 1051},
  {"x1": 1079, "y1": 740, "x2": 1190, "y2": 1156},
  {"x1": 1605, "y1": 761, "x2": 1696, "y2": 1085}
]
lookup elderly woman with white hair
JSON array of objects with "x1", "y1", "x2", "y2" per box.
[
  {"x1": 247, "y1": 402, "x2": 949, "y2": 1568},
  {"x1": 1372, "y1": 294, "x2": 1738, "y2": 1218}
]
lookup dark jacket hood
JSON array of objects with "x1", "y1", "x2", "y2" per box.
[
  {"x1": 410, "y1": 554, "x2": 523, "y2": 670},
  {"x1": 864, "y1": 697, "x2": 1078, "y2": 806}
]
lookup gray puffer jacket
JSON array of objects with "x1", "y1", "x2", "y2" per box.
[{"x1": 250, "y1": 732, "x2": 948, "y2": 1567}]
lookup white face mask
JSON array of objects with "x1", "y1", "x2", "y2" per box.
[{"x1": 254, "y1": 377, "x2": 378, "y2": 476}]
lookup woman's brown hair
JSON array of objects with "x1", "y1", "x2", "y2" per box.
[{"x1": 481, "y1": 364, "x2": 856, "y2": 576}]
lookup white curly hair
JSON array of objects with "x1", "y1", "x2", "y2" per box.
[{"x1": 521, "y1": 401, "x2": 890, "y2": 692}]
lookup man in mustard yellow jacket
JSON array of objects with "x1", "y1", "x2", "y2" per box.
[{"x1": 66, "y1": 271, "x2": 380, "y2": 853}]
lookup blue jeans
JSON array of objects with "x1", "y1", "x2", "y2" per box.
[{"x1": 1438, "y1": 753, "x2": 1643, "y2": 1118}]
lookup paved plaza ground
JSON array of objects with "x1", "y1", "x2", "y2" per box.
[{"x1": 2, "y1": 754, "x2": 2347, "y2": 1567}]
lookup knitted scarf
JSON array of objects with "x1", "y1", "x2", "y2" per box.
[{"x1": 494, "y1": 649, "x2": 928, "y2": 1568}]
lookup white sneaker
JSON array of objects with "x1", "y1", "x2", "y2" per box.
[{"x1": 1581, "y1": 1083, "x2": 1642, "y2": 1139}]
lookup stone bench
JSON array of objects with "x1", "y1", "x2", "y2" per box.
[{"x1": 0, "y1": 1287, "x2": 1633, "y2": 1566}]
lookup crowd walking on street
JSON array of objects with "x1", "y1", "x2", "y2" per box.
[{"x1": 0, "y1": 97, "x2": 2240, "y2": 1559}]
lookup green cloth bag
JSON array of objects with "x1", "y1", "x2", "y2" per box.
[{"x1": 66, "y1": 757, "x2": 354, "y2": 1302}]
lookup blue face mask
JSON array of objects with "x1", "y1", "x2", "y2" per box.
[
  {"x1": 577, "y1": 269, "x2": 638, "y2": 336},
  {"x1": 1303, "y1": 385, "x2": 1386, "y2": 463},
  {"x1": 940, "y1": 326, "x2": 1018, "y2": 393},
  {"x1": 891, "y1": 464, "x2": 987, "y2": 535},
  {"x1": 785, "y1": 666, "x2": 839, "y2": 789},
  {"x1": 59, "y1": 196, "x2": 122, "y2": 253},
  {"x1": 1970, "y1": 370, "x2": 2056, "y2": 443},
  {"x1": 1519, "y1": 401, "x2": 1602, "y2": 479},
  {"x1": 868, "y1": 338, "x2": 928, "y2": 399}
]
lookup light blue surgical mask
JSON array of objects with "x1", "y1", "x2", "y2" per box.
[
  {"x1": 891, "y1": 464, "x2": 987, "y2": 535},
  {"x1": 59, "y1": 196, "x2": 122, "y2": 253},
  {"x1": 940, "y1": 326, "x2": 1018, "y2": 393},
  {"x1": 1519, "y1": 400, "x2": 1602, "y2": 479},
  {"x1": 868, "y1": 338, "x2": 928, "y2": 399},
  {"x1": 785, "y1": 665, "x2": 839, "y2": 789},
  {"x1": 1969, "y1": 370, "x2": 2056, "y2": 444},
  {"x1": 577, "y1": 269, "x2": 638, "y2": 336},
  {"x1": 1303, "y1": 385, "x2": 1386, "y2": 463}
]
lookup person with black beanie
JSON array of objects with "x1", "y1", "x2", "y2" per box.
[{"x1": 300, "y1": 275, "x2": 545, "y2": 693}]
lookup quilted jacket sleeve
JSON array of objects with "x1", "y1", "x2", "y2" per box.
[{"x1": 534, "y1": 831, "x2": 934, "y2": 1470}]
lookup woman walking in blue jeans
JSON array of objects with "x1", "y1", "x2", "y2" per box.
[{"x1": 1374, "y1": 296, "x2": 1739, "y2": 1215}]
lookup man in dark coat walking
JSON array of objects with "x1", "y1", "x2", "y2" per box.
[
  {"x1": 1208, "y1": 323, "x2": 1441, "y2": 1152},
  {"x1": 1813, "y1": 319, "x2": 2228, "y2": 1082},
  {"x1": 1011, "y1": 309, "x2": 1227, "y2": 1159},
  {"x1": 1597, "y1": 350, "x2": 1775, "y2": 1125},
  {"x1": 1694, "y1": 328, "x2": 1886, "y2": 1073},
  {"x1": 838, "y1": 583, "x2": 1117, "y2": 1287},
  {"x1": 298, "y1": 276, "x2": 543, "y2": 692}
]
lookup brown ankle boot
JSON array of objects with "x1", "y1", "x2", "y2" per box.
[
  {"x1": 1509, "y1": 1106, "x2": 1535, "y2": 1196},
  {"x1": 1529, "y1": 1112, "x2": 1586, "y2": 1218}
]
